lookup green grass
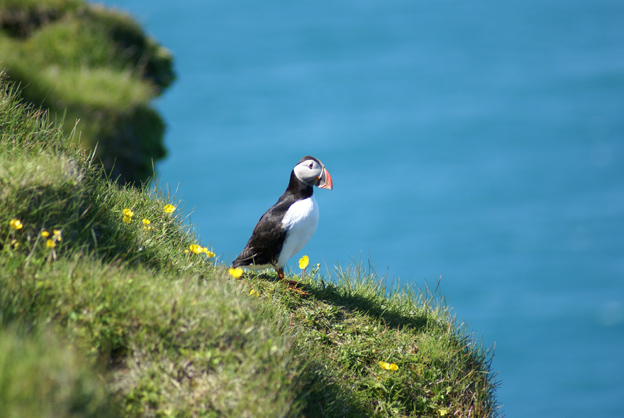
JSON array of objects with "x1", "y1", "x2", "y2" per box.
[
  {"x1": 0, "y1": 323, "x2": 118, "y2": 418},
  {"x1": 0, "y1": 0, "x2": 173, "y2": 184},
  {"x1": 0, "y1": 74, "x2": 500, "y2": 417}
]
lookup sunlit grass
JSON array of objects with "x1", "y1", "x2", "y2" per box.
[
  {"x1": 237, "y1": 260, "x2": 500, "y2": 417},
  {"x1": 0, "y1": 75, "x2": 500, "y2": 417},
  {"x1": 40, "y1": 67, "x2": 154, "y2": 109}
]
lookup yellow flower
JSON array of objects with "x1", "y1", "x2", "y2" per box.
[
  {"x1": 249, "y1": 289, "x2": 260, "y2": 297},
  {"x1": 123, "y1": 216, "x2": 132, "y2": 224},
  {"x1": 228, "y1": 267, "x2": 243, "y2": 279},
  {"x1": 9, "y1": 219, "x2": 23, "y2": 230},
  {"x1": 46, "y1": 239, "x2": 56, "y2": 248},
  {"x1": 379, "y1": 361, "x2": 399, "y2": 371},
  {"x1": 142, "y1": 218, "x2": 151, "y2": 226},
  {"x1": 123, "y1": 208, "x2": 134, "y2": 217},
  {"x1": 189, "y1": 244, "x2": 203, "y2": 254},
  {"x1": 298, "y1": 255, "x2": 309, "y2": 270},
  {"x1": 41, "y1": 230, "x2": 50, "y2": 238},
  {"x1": 52, "y1": 230, "x2": 62, "y2": 241},
  {"x1": 187, "y1": 244, "x2": 215, "y2": 257},
  {"x1": 163, "y1": 204, "x2": 176, "y2": 214},
  {"x1": 438, "y1": 407, "x2": 450, "y2": 417},
  {"x1": 11, "y1": 239, "x2": 19, "y2": 248}
]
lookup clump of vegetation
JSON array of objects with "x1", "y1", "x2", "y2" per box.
[
  {"x1": 0, "y1": 60, "x2": 499, "y2": 418},
  {"x1": 0, "y1": 72, "x2": 300, "y2": 417},
  {"x1": 0, "y1": 0, "x2": 174, "y2": 184},
  {"x1": 0, "y1": 324, "x2": 119, "y2": 418}
]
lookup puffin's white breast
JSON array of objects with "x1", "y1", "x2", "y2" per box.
[{"x1": 277, "y1": 196, "x2": 319, "y2": 268}]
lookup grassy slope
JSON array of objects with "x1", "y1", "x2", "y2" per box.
[
  {"x1": 0, "y1": 0, "x2": 174, "y2": 184},
  {"x1": 0, "y1": 76, "x2": 499, "y2": 417}
]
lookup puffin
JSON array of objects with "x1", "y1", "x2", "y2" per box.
[{"x1": 232, "y1": 155, "x2": 333, "y2": 280}]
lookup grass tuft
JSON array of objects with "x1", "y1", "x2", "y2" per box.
[
  {"x1": 0, "y1": 323, "x2": 118, "y2": 418},
  {"x1": 0, "y1": 74, "x2": 500, "y2": 417}
]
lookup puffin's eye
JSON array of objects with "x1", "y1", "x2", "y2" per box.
[{"x1": 308, "y1": 163, "x2": 314, "y2": 169}]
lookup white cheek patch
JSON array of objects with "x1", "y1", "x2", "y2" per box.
[
  {"x1": 294, "y1": 161, "x2": 321, "y2": 184},
  {"x1": 293, "y1": 164, "x2": 310, "y2": 182}
]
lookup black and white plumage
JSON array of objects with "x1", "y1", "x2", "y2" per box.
[{"x1": 232, "y1": 155, "x2": 333, "y2": 279}]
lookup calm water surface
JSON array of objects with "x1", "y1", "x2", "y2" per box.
[{"x1": 101, "y1": 1, "x2": 624, "y2": 416}]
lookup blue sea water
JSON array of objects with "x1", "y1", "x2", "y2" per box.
[{"x1": 101, "y1": 0, "x2": 624, "y2": 416}]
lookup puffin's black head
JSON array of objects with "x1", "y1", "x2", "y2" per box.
[{"x1": 293, "y1": 156, "x2": 333, "y2": 190}]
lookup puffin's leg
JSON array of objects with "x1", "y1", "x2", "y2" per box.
[{"x1": 277, "y1": 267, "x2": 296, "y2": 284}]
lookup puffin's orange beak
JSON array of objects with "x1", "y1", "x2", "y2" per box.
[{"x1": 317, "y1": 167, "x2": 333, "y2": 190}]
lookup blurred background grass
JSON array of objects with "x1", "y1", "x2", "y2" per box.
[{"x1": 0, "y1": 0, "x2": 175, "y2": 184}]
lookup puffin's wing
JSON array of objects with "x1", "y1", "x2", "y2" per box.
[{"x1": 232, "y1": 196, "x2": 294, "y2": 268}]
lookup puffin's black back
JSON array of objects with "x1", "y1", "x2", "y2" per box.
[{"x1": 232, "y1": 169, "x2": 315, "y2": 268}]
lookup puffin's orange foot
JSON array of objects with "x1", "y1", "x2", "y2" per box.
[
  {"x1": 285, "y1": 278, "x2": 309, "y2": 296},
  {"x1": 287, "y1": 282, "x2": 309, "y2": 296},
  {"x1": 276, "y1": 268, "x2": 308, "y2": 295}
]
